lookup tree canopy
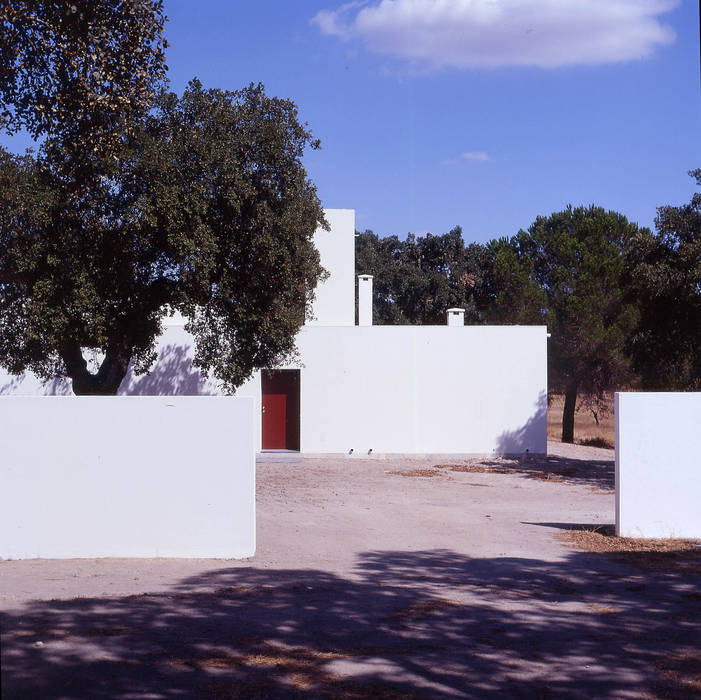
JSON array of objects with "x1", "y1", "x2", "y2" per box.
[
  {"x1": 504, "y1": 206, "x2": 643, "y2": 442},
  {"x1": 0, "y1": 0, "x2": 168, "y2": 172},
  {"x1": 0, "y1": 1, "x2": 328, "y2": 395},
  {"x1": 355, "y1": 228, "x2": 487, "y2": 324},
  {"x1": 357, "y1": 207, "x2": 647, "y2": 443},
  {"x1": 0, "y1": 77, "x2": 326, "y2": 394},
  {"x1": 628, "y1": 169, "x2": 701, "y2": 390}
]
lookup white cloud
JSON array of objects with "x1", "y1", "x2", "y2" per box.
[
  {"x1": 462, "y1": 151, "x2": 490, "y2": 161},
  {"x1": 311, "y1": 0, "x2": 678, "y2": 69},
  {"x1": 442, "y1": 150, "x2": 491, "y2": 164}
]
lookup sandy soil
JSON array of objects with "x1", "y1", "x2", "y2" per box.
[{"x1": 1, "y1": 442, "x2": 698, "y2": 699}]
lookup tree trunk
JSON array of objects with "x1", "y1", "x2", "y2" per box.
[
  {"x1": 561, "y1": 378, "x2": 578, "y2": 443},
  {"x1": 61, "y1": 341, "x2": 131, "y2": 395}
]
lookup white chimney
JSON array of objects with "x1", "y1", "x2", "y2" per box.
[
  {"x1": 358, "y1": 275, "x2": 373, "y2": 326},
  {"x1": 447, "y1": 308, "x2": 465, "y2": 326}
]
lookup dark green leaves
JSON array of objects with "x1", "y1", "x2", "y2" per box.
[
  {"x1": 628, "y1": 170, "x2": 701, "y2": 390},
  {"x1": 355, "y1": 227, "x2": 486, "y2": 325},
  {"x1": 0, "y1": 82, "x2": 326, "y2": 393},
  {"x1": 0, "y1": 0, "x2": 168, "y2": 173}
]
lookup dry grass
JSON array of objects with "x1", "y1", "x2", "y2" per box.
[
  {"x1": 558, "y1": 525, "x2": 701, "y2": 573},
  {"x1": 434, "y1": 462, "x2": 513, "y2": 474},
  {"x1": 387, "y1": 468, "x2": 441, "y2": 477},
  {"x1": 654, "y1": 652, "x2": 701, "y2": 696},
  {"x1": 548, "y1": 394, "x2": 615, "y2": 448},
  {"x1": 440, "y1": 464, "x2": 496, "y2": 473},
  {"x1": 433, "y1": 460, "x2": 603, "y2": 488},
  {"x1": 396, "y1": 598, "x2": 460, "y2": 619},
  {"x1": 587, "y1": 603, "x2": 621, "y2": 615},
  {"x1": 175, "y1": 643, "x2": 428, "y2": 699}
]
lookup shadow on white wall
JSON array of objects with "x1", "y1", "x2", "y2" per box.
[
  {"x1": 0, "y1": 373, "x2": 72, "y2": 396},
  {"x1": 495, "y1": 391, "x2": 547, "y2": 455},
  {"x1": 119, "y1": 344, "x2": 217, "y2": 396}
]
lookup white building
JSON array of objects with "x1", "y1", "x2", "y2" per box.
[{"x1": 0, "y1": 209, "x2": 547, "y2": 455}]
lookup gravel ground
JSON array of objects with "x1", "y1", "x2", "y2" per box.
[{"x1": 1, "y1": 441, "x2": 698, "y2": 699}]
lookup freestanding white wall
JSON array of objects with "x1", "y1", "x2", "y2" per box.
[
  {"x1": 615, "y1": 392, "x2": 701, "y2": 538},
  {"x1": 284, "y1": 324, "x2": 547, "y2": 455},
  {"x1": 0, "y1": 396, "x2": 255, "y2": 559}
]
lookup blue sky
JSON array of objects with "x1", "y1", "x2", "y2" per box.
[{"x1": 5, "y1": 1, "x2": 700, "y2": 244}]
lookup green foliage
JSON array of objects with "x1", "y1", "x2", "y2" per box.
[
  {"x1": 355, "y1": 184, "x2": 699, "y2": 442},
  {"x1": 523, "y1": 206, "x2": 642, "y2": 397},
  {"x1": 0, "y1": 81, "x2": 326, "y2": 394},
  {"x1": 0, "y1": 2, "x2": 326, "y2": 395},
  {"x1": 628, "y1": 170, "x2": 701, "y2": 389},
  {"x1": 0, "y1": 0, "x2": 168, "y2": 173},
  {"x1": 479, "y1": 236, "x2": 547, "y2": 325},
  {"x1": 487, "y1": 206, "x2": 644, "y2": 441},
  {"x1": 355, "y1": 228, "x2": 487, "y2": 324}
]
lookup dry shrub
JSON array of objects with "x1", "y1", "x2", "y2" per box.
[{"x1": 578, "y1": 436, "x2": 614, "y2": 449}]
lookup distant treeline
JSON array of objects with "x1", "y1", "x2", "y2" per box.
[{"x1": 355, "y1": 170, "x2": 701, "y2": 442}]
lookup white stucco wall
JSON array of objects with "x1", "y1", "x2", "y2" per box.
[
  {"x1": 0, "y1": 396, "x2": 255, "y2": 559},
  {"x1": 307, "y1": 209, "x2": 355, "y2": 326},
  {"x1": 284, "y1": 325, "x2": 547, "y2": 455},
  {"x1": 0, "y1": 200, "x2": 546, "y2": 455},
  {"x1": 615, "y1": 392, "x2": 701, "y2": 538},
  {"x1": 0, "y1": 323, "x2": 546, "y2": 455}
]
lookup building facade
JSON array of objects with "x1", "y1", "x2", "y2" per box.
[{"x1": 0, "y1": 209, "x2": 547, "y2": 455}]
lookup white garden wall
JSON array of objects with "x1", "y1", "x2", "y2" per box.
[
  {"x1": 287, "y1": 325, "x2": 547, "y2": 455},
  {"x1": 124, "y1": 323, "x2": 547, "y2": 455},
  {"x1": 0, "y1": 322, "x2": 547, "y2": 455},
  {"x1": 0, "y1": 396, "x2": 255, "y2": 559},
  {"x1": 615, "y1": 392, "x2": 701, "y2": 538}
]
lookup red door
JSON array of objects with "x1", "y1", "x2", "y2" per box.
[
  {"x1": 262, "y1": 393, "x2": 287, "y2": 449},
  {"x1": 262, "y1": 370, "x2": 300, "y2": 450}
]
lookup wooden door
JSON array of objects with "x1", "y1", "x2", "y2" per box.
[
  {"x1": 262, "y1": 392, "x2": 287, "y2": 449},
  {"x1": 261, "y1": 370, "x2": 300, "y2": 450}
]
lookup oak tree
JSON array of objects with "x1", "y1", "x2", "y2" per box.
[
  {"x1": 0, "y1": 0, "x2": 168, "y2": 174},
  {"x1": 0, "y1": 81, "x2": 327, "y2": 394}
]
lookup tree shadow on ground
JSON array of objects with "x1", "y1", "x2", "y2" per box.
[{"x1": 2, "y1": 548, "x2": 698, "y2": 699}]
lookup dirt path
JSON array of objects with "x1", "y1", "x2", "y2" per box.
[{"x1": 1, "y1": 442, "x2": 698, "y2": 698}]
